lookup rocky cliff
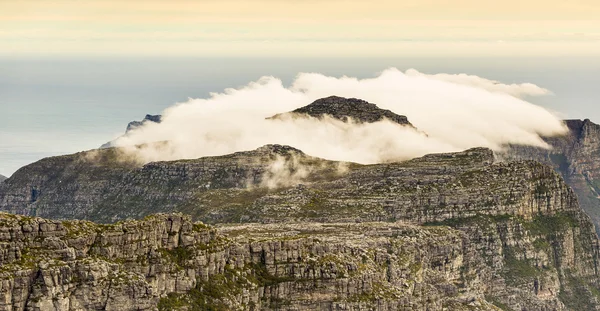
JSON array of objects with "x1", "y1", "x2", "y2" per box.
[
  {"x1": 503, "y1": 119, "x2": 600, "y2": 232},
  {"x1": 1, "y1": 145, "x2": 600, "y2": 309},
  {"x1": 0, "y1": 145, "x2": 575, "y2": 226},
  {"x1": 1, "y1": 202, "x2": 599, "y2": 311}
]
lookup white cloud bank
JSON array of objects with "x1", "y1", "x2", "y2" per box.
[{"x1": 111, "y1": 68, "x2": 566, "y2": 165}]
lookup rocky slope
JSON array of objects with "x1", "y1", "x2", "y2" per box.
[
  {"x1": 0, "y1": 145, "x2": 574, "y2": 226},
  {"x1": 3, "y1": 97, "x2": 600, "y2": 309},
  {"x1": 503, "y1": 119, "x2": 600, "y2": 232},
  {"x1": 2, "y1": 146, "x2": 600, "y2": 309},
  {"x1": 269, "y1": 96, "x2": 414, "y2": 127},
  {"x1": 1, "y1": 200, "x2": 599, "y2": 311}
]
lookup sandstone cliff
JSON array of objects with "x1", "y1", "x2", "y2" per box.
[
  {"x1": 1, "y1": 204, "x2": 599, "y2": 311},
  {"x1": 1, "y1": 146, "x2": 600, "y2": 309},
  {"x1": 503, "y1": 119, "x2": 600, "y2": 232},
  {"x1": 0, "y1": 145, "x2": 575, "y2": 226}
]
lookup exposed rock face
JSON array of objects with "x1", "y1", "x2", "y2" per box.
[
  {"x1": 0, "y1": 146, "x2": 576, "y2": 227},
  {"x1": 503, "y1": 119, "x2": 600, "y2": 232},
  {"x1": 1, "y1": 146, "x2": 600, "y2": 309},
  {"x1": 270, "y1": 96, "x2": 414, "y2": 127},
  {"x1": 100, "y1": 114, "x2": 162, "y2": 149},
  {"x1": 1, "y1": 204, "x2": 599, "y2": 311}
]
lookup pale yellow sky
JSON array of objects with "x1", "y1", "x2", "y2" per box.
[{"x1": 1, "y1": 0, "x2": 599, "y2": 57}]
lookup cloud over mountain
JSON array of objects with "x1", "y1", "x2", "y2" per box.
[{"x1": 111, "y1": 68, "x2": 566, "y2": 164}]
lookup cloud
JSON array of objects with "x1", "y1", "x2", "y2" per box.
[
  {"x1": 110, "y1": 68, "x2": 566, "y2": 165},
  {"x1": 404, "y1": 69, "x2": 552, "y2": 98}
]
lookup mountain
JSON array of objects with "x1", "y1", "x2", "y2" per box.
[
  {"x1": 0, "y1": 174, "x2": 6, "y2": 182},
  {"x1": 100, "y1": 114, "x2": 162, "y2": 148},
  {"x1": 270, "y1": 96, "x2": 415, "y2": 127},
  {"x1": 503, "y1": 119, "x2": 600, "y2": 232},
  {"x1": 104, "y1": 96, "x2": 415, "y2": 149},
  {"x1": 0, "y1": 146, "x2": 599, "y2": 310},
  {"x1": 0, "y1": 145, "x2": 566, "y2": 225},
  {"x1": 3, "y1": 97, "x2": 600, "y2": 309},
  {"x1": 126, "y1": 114, "x2": 162, "y2": 132},
  {"x1": 0, "y1": 145, "x2": 600, "y2": 310}
]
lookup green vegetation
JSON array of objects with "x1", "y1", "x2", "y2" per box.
[
  {"x1": 502, "y1": 250, "x2": 541, "y2": 285},
  {"x1": 535, "y1": 184, "x2": 550, "y2": 195},
  {"x1": 157, "y1": 262, "x2": 297, "y2": 311},
  {"x1": 549, "y1": 154, "x2": 569, "y2": 174},
  {"x1": 558, "y1": 270, "x2": 600, "y2": 311},
  {"x1": 160, "y1": 247, "x2": 194, "y2": 269},
  {"x1": 423, "y1": 214, "x2": 513, "y2": 228},
  {"x1": 523, "y1": 212, "x2": 579, "y2": 236}
]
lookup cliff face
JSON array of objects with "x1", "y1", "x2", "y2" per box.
[
  {"x1": 1, "y1": 146, "x2": 600, "y2": 310},
  {"x1": 0, "y1": 206, "x2": 599, "y2": 311},
  {"x1": 503, "y1": 119, "x2": 600, "y2": 231},
  {"x1": 0, "y1": 146, "x2": 576, "y2": 226}
]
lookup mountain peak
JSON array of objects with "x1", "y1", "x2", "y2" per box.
[
  {"x1": 126, "y1": 114, "x2": 162, "y2": 132},
  {"x1": 253, "y1": 144, "x2": 305, "y2": 156},
  {"x1": 272, "y1": 96, "x2": 414, "y2": 127}
]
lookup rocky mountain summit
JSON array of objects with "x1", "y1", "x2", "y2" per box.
[
  {"x1": 503, "y1": 119, "x2": 600, "y2": 232},
  {"x1": 1, "y1": 144, "x2": 600, "y2": 309},
  {"x1": 126, "y1": 114, "x2": 162, "y2": 132},
  {"x1": 270, "y1": 96, "x2": 414, "y2": 127},
  {"x1": 100, "y1": 114, "x2": 162, "y2": 149}
]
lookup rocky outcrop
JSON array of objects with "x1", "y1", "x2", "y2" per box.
[
  {"x1": 0, "y1": 206, "x2": 599, "y2": 311},
  {"x1": 100, "y1": 114, "x2": 162, "y2": 149},
  {"x1": 1, "y1": 145, "x2": 600, "y2": 309},
  {"x1": 126, "y1": 114, "x2": 162, "y2": 132},
  {"x1": 269, "y1": 96, "x2": 415, "y2": 128},
  {"x1": 503, "y1": 119, "x2": 600, "y2": 232}
]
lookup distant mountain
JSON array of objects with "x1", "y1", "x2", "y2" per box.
[
  {"x1": 0, "y1": 174, "x2": 6, "y2": 182},
  {"x1": 103, "y1": 96, "x2": 416, "y2": 149},
  {"x1": 125, "y1": 114, "x2": 162, "y2": 132},
  {"x1": 270, "y1": 96, "x2": 415, "y2": 127},
  {"x1": 100, "y1": 114, "x2": 162, "y2": 148},
  {"x1": 503, "y1": 118, "x2": 600, "y2": 232}
]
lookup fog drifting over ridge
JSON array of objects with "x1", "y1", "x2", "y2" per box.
[{"x1": 111, "y1": 68, "x2": 567, "y2": 164}]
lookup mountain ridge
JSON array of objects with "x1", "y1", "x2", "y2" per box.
[
  {"x1": 2, "y1": 97, "x2": 600, "y2": 309},
  {"x1": 502, "y1": 118, "x2": 600, "y2": 232}
]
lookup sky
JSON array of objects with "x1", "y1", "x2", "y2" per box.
[
  {"x1": 1, "y1": 0, "x2": 600, "y2": 57},
  {"x1": 1, "y1": 1, "x2": 600, "y2": 176}
]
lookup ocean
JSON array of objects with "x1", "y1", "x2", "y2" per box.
[{"x1": 1, "y1": 56, "x2": 599, "y2": 176}]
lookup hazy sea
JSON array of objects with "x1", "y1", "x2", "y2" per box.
[{"x1": 1, "y1": 56, "x2": 599, "y2": 176}]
